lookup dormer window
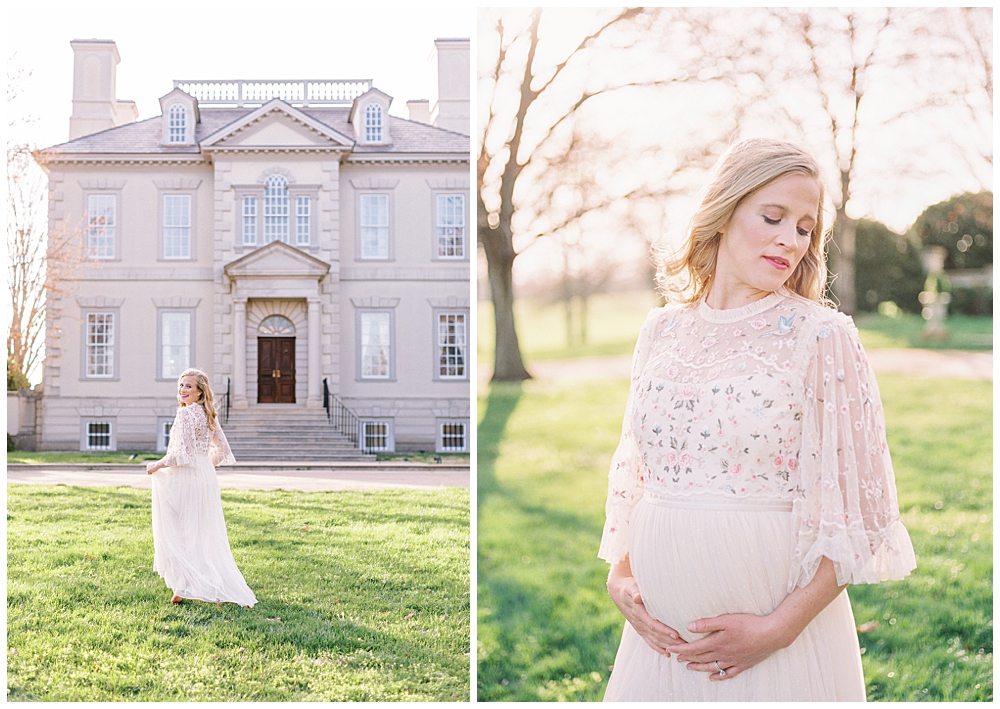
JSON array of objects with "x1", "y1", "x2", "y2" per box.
[
  {"x1": 364, "y1": 103, "x2": 383, "y2": 143},
  {"x1": 158, "y1": 88, "x2": 198, "y2": 146},
  {"x1": 168, "y1": 104, "x2": 186, "y2": 143}
]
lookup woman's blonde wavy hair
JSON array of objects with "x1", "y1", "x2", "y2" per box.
[
  {"x1": 656, "y1": 138, "x2": 832, "y2": 305},
  {"x1": 177, "y1": 368, "x2": 219, "y2": 431}
]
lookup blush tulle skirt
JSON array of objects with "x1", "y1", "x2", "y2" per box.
[
  {"x1": 150, "y1": 454, "x2": 257, "y2": 607},
  {"x1": 604, "y1": 494, "x2": 865, "y2": 701}
]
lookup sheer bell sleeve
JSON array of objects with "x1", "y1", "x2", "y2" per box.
[
  {"x1": 788, "y1": 313, "x2": 917, "y2": 591},
  {"x1": 598, "y1": 308, "x2": 662, "y2": 565},
  {"x1": 209, "y1": 424, "x2": 236, "y2": 467},
  {"x1": 157, "y1": 406, "x2": 198, "y2": 468}
]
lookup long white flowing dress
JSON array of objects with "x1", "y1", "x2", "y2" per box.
[
  {"x1": 599, "y1": 291, "x2": 916, "y2": 701},
  {"x1": 151, "y1": 402, "x2": 257, "y2": 607}
]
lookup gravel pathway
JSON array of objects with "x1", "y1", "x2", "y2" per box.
[{"x1": 6, "y1": 463, "x2": 470, "y2": 491}]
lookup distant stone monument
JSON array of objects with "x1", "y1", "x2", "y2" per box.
[{"x1": 919, "y1": 246, "x2": 951, "y2": 340}]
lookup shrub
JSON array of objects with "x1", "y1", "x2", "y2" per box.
[
  {"x1": 854, "y1": 219, "x2": 925, "y2": 313},
  {"x1": 909, "y1": 192, "x2": 992, "y2": 271}
]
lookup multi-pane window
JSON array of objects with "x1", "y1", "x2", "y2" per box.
[
  {"x1": 437, "y1": 312, "x2": 467, "y2": 379},
  {"x1": 242, "y1": 196, "x2": 257, "y2": 245},
  {"x1": 87, "y1": 422, "x2": 112, "y2": 450},
  {"x1": 163, "y1": 195, "x2": 191, "y2": 258},
  {"x1": 360, "y1": 194, "x2": 389, "y2": 259},
  {"x1": 296, "y1": 196, "x2": 310, "y2": 246},
  {"x1": 86, "y1": 312, "x2": 115, "y2": 378},
  {"x1": 361, "y1": 421, "x2": 390, "y2": 452},
  {"x1": 436, "y1": 194, "x2": 465, "y2": 259},
  {"x1": 364, "y1": 103, "x2": 383, "y2": 142},
  {"x1": 440, "y1": 422, "x2": 467, "y2": 452},
  {"x1": 86, "y1": 194, "x2": 116, "y2": 259},
  {"x1": 168, "y1": 104, "x2": 186, "y2": 143},
  {"x1": 161, "y1": 312, "x2": 191, "y2": 378},
  {"x1": 159, "y1": 421, "x2": 173, "y2": 452},
  {"x1": 264, "y1": 175, "x2": 289, "y2": 244},
  {"x1": 360, "y1": 312, "x2": 390, "y2": 379}
]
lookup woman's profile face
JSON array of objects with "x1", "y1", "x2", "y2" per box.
[
  {"x1": 715, "y1": 172, "x2": 820, "y2": 299},
  {"x1": 177, "y1": 376, "x2": 202, "y2": 406}
]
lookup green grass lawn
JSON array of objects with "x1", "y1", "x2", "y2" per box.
[
  {"x1": 8, "y1": 486, "x2": 470, "y2": 701},
  {"x1": 7, "y1": 451, "x2": 164, "y2": 464},
  {"x1": 477, "y1": 292, "x2": 992, "y2": 367},
  {"x1": 477, "y1": 374, "x2": 992, "y2": 701}
]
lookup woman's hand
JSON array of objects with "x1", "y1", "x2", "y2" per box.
[
  {"x1": 608, "y1": 557, "x2": 687, "y2": 657},
  {"x1": 146, "y1": 460, "x2": 163, "y2": 475},
  {"x1": 666, "y1": 557, "x2": 846, "y2": 680},
  {"x1": 665, "y1": 613, "x2": 789, "y2": 680}
]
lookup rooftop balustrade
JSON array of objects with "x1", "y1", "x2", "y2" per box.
[{"x1": 172, "y1": 79, "x2": 373, "y2": 107}]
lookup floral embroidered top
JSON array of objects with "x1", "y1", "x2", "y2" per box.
[
  {"x1": 157, "y1": 402, "x2": 236, "y2": 469},
  {"x1": 598, "y1": 291, "x2": 916, "y2": 590}
]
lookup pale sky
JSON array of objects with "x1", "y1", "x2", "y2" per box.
[{"x1": 7, "y1": 2, "x2": 473, "y2": 149}]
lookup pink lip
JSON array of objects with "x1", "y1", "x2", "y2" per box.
[{"x1": 764, "y1": 255, "x2": 790, "y2": 270}]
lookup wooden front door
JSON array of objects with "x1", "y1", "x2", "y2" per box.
[{"x1": 257, "y1": 337, "x2": 296, "y2": 403}]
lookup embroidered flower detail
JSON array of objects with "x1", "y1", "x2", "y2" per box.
[
  {"x1": 837, "y1": 369, "x2": 846, "y2": 381},
  {"x1": 708, "y1": 367, "x2": 721, "y2": 379},
  {"x1": 682, "y1": 384, "x2": 695, "y2": 399},
  {"x1": 825, "y1": 402, "x2": 836, "y2": 412},
  {"x1": 681, "y1": 316, "x2": 695, "y2": 328},
  {"x1": 805, "y1": 387, "x2": 814, "y2": 398},
  {"x1": 854, "y1": 420, "x2": 863, "y2": 431},
  {"x1": 751, "y1": 404, "x2": 764, "y2": 418},
  {"x1": 840, "y1": 404, "x2": 849, "y2": 414},
  {"x1": 730, "y1": 462, "x2": 743, "y2": 476},
  {"x1": 666, "y1": 365, "x2": 679, "y2": 379},
  {"x1": 665, "y1": 450, "x2": 677, "y2": 465},
  {"x1": 817, "y1": 324, "x2": 832, "y2": 339},
  {"x1": 679, "y1": 452, "x2": 692, "y2": 467},
  {"x1": 750, "y1": 318, "x2": 768, "y2": 330},
  {"x1": 732, "y1": 329, "x2": 744, "y2": 337},
  {"x1": 702, "y1": 336, "x2": 717, "y2": 349},
  {"x1": 772, "y1": 456, "x2": 784, "y2": 469},
  {"x1": 787, "y1": 457, "x2": 798, "y2": 472}
]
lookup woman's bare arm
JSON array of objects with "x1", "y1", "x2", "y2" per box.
[{"x1": 608, "y1": 555, "x2": 688, "y2": 657}]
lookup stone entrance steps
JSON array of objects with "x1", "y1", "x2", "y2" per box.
[{"x1": 221, "y1": 406, "x2": 373, "y2": 462}]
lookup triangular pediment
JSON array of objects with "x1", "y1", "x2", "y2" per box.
[
  {"x1": 202, "y1": 99, "x2": 354, "y2": 149},
  {"x1": 225, "y1": 241, "x2": 330, "y2": 279}
]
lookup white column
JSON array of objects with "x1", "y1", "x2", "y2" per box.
[
  {"x1": 233, "y1": 297, "x2": 248, "y2": 409},
  {"x1": 307, "y1": 296, "x2": 322, "y2": 408}
]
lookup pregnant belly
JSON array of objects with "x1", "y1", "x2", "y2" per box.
[{"x1": 628, "y1": 496, "x2": 794, "y2": 643}]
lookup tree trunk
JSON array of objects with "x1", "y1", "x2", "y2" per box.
[
  {"x1": 832, "y1": 167, "x2": 857, "y2": 315},
  {"x1": 481, "y1": 226, "x2": 531, "y2": 381},
  {"x1": 579, "y1": 295, "x2": 588, "y2": 345}
]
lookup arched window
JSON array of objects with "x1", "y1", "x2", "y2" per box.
[
  {"x1": 258, "y1": 315, "x2": 296, "y2": 336},
  {"x1": 263, "y1": 175, "x2": 289, "y2": 244},
  {"x1": 168, "y1": 104, "x2": 187, "y2": 143},
  {"x1": 364, "y1": 103, "x2": 383, "y2": 143}
]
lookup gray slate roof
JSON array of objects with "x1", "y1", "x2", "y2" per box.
[{"x1": 38, "y1": 105, "x2": 469, "y2": 157}]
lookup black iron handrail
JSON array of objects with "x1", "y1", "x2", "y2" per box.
[
  {"x1": 223, "y1": 377, "x2": 231, "y2": 423},
  {"x1": 323, "y1": 377, "x2": 360, "y2": 448}
]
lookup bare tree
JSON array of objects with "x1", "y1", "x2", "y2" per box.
[
  {"x1": 762, "y1": 8, "x2": 992, "y2": 313},
  {"x1": 6, "y1": 140, "x2": 48, "y2": 384},
  {"x1": 478, "y1": 8, "x2": 767, "y2": 380},
  {"x1": 7, "y1": 66, "x2": 86, "y2": 386}
]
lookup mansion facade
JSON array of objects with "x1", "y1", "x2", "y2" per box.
[{"x1": 33, "y1": 38, "x2": 470, "y2": 455}]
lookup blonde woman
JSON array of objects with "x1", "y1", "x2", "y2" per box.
[
  {"x1": 146, "y1": 368, "x2": 256, "y2": 608},
  {"x1": 600, "y1": 138, "x2": 915, "y2": 701}
]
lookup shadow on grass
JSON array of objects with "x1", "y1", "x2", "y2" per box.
[{"x1": 477, "y1": 382, "x2": 523, "y2": 499}]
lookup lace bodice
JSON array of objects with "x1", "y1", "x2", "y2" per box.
[
  {"x1": 158, "y1": 403, "x2": 236, "y2": 468},
  {"x1": 598, "y1": 292, "x2": 916, "y2": 590}
]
